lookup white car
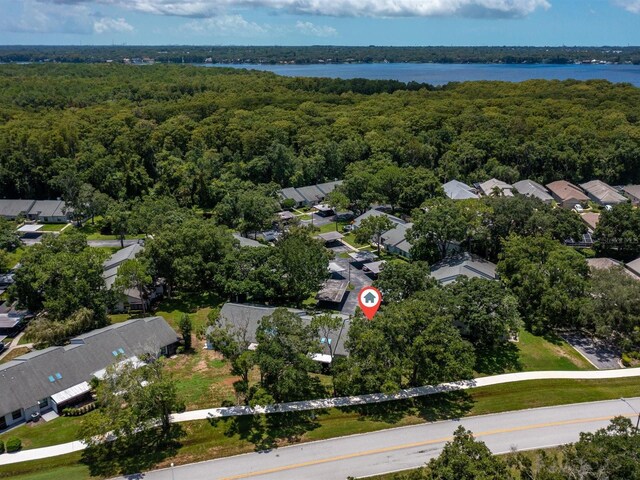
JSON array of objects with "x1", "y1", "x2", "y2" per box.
[
  {"x1": 605, "y1": 205, "x2": 613, "y2": 212},
  {"x1": 573, "y1": 205, "x2": 584, "y2": 213}
]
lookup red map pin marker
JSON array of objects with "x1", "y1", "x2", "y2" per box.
[{"x1": 358, "y1": 286, "x2": 382, "y2": 320}]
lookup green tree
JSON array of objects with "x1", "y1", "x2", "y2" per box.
[
  {"x1": 447, "y1": 278, "x2": 522, "y2": 349},
  {"x1": 594, "y1": 202, "x2": 640, "y2": 260},
  {"x1": 105, "y1": 201, "x2": 132, "y2": 248},
  {"x1": 310, "y1": 313, "x2": 344, "y2": 358},
  {"x1": 420, "y1": 426, "x2": 513, "y2": 480},
  {"x1": 581, "y1": 267, "x2": 640, "y2": 350},
  {"x1": 497, "y1": 235, "x2": 589, "y2": 332},
  {"x1": 0, "y1": 249, "x2": 9, "y2": 272},
  {"x1": 113, "y1": 258, "x2": 152, "y2": 314},
  {"x1": 408, "y1": 198, "x2": 468, "y2": 262},
  {"x1": 373, "y1": 260, "x2": 433, "y2": 303},
  {"x1": 355, "y1": 215, "x2": 394, "y2": 255},
  {"x1": 0, "y1": 218, "x2": 20, "y2": 252},
  {"x1": 178, "y1": 313, "x2": 193, "y2": 351},
  {"x1": 255, "y1": 308, "x2": 322, "y2": 402}
]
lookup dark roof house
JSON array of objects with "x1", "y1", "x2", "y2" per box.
[
  {"x1": 279, "y1": 181, "x2": 343, "y2": 206},
  {"x1": 0, "y1": 200, "x2": 36, "y2": 220},
  {"x1": 579, "y1": 180, "x2": 627, "y2": 206},
  {"x1": 0, "y1": 317, "x2": 178, "y2": 429}
]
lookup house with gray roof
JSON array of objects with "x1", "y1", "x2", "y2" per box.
[
  {"x1": 513, "y1": 180, "x2": 553, "y2": 204},
  {"x1": 0, "y1": 199, "x2": 36, "y2": 220},
  {"x1": 626, "y1": 257, "x2": 640, "y2": 280},
  {"x1": 622, "y1": 185, "x2": 640, "y2": 205},
  {"x1": 381, "y1": 222, "x2": 414, "y2": 259},
  {"x1": 430, "y1": 252, "x2": 497, "y2": 285},
  {"x1": 279, "y1": 180, "x2": 343, "y2": 207},
  {"x1": 443, "y1": 180, "x2": 479, "y2": 200},
  {"x1": 26, "y1": 200, "x2": 72, "y2": 223},
  {"x1": 477, "y1": 179, "x2": 514, "y2": 197},
  {"x1": 233, "y1": 233, "x2": 266, "y2": 248},
  {"x1": 0, "y1": 317, "x2": 178, "y2": 430},
  {"x1": 206, "y1": 303, "x2": 350, "y2": 362},
  {"x1": 579, "y1": 180, "x2": 628, "y2": 206},
  {"x1": 352, "y1": 209, "x2": 406, "y2": 229},
  {"x1": 102, "y1": 244, "x2": 157, "y2": 312}
]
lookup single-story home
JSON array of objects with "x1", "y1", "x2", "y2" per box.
[
  {"x1": 626, "y1": 257, "x2": 640, "y2": 280},
  {"x1": 279, "y1": 180, "x2": 343, "y2": 207},
  {"x1": 0, "y1": 312, "x2": 26, "y2": 336},
  {"x1": 276, "y1": 211, "x2": 297, "y2": 222},
  {"x1": 546, "y1": 181, "x2": 589, "y2": 209},
  {"x1": 477, "y1": 179, "x2": 514, "y2": 197},
  {"x1": 380, "y1": 222, "x2": 413, "y2": 259},
  {"x1": 0, "y1": 200, "x2": 36, "y2": 221},
  {"x1": 206, "y1": 303, "x2": 350, "y2": 363},
  {"x1": 622, "y1": 185, "x2": 640, "y2": 205},
  {"x1": 512, "y1": 180, "x2": 553, "y2": 204},
  {"x1": 0, "y1": 317, "x2": 178, "y2": 430},
  {"x1": 233, "y1": 233, "x2": 266, "y2": 248},
  {"x1": 352, "y1": 209, "x2": 406, "y2": 229},
  {"x1": 443, "y1": 180, "x2": 479, "y2": 200},
  {"x1": 103, "y1": 244, "x2": 160, "y2": 312},
  {"x1": 580, "y1": 212, "x2": 601, "y2": 232},
  {"x1": 430, "y1": 252, "x2": 498, "y2": 285},
  {"x1": 579, "y1": 180, "x2": 627, "y2": 206},
  {"x1": 586, "y1": 257, "x2": 623, "y2": 271},
  {"x1": 26, "y1": 200, "x2": 72, "y2": 223}
]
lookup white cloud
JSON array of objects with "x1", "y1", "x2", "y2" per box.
[
  {"x1": 295, "y1": 21, "x2": 337, "y2": 37},
  {"x1": 5, "y1": 0, "x2": 93, "y2": 33},
  {"x1": 184, "y1": 14, "x2": 268, "y2": 36},
  {"x1": 94, "y1": 17, "x2": 134, "y2": 33},
  {"x1": 40, "y1": 0, "x2": 551, "y2": 18},
  {"x1": 614, "y1": 0, "x2": 640, "y2": 13}
]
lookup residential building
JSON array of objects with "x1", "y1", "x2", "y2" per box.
[
  {"x1": 512, "y1": 180, "x2": 553, "y2": 204},
  {"x1": 545, "y1": 181, "x2": 589, "y2": 209},
  {"x1": 430, "y1": 252, "x2": 497, "y2": 285},
  {"x1": 232, "y1": 233, "x2": 266, "y2": 248},
  {"x1": 580, "y1": 212, "x2": 601, "y2": 232},
  {"x1": 0, "y1": 199, "x2": 36, "y2": 221},
  {"x1": 206, "y1": 303, "x2": 349, "y2": 363},
  {"x1": 380, "y1": 222, "x2": 413, "y2": 259},
  {"x1": 579, "y1": 180, "x2": 628, "y2": 206},
  {"x1": 622, "y1": 185, "x2": 640, "y2": 205},
  {"x1": 26, "y1": 200, "x2": 72, "y2": 223},
  {"x1": 279, "y1": 180, "x2": 343, "y2": 207},
  {"x1": 586, "y1": 258, "x2": 623, "y2": 271},
  {"x1": 352, "y1": 209, "x2": 406, "y2": 229},
  {"x1": 626, "y1": 257, "x2": 640, "y2": 280},
  {"x1": 0, "y1": 317, "x2": 178, "y2": 430},
  {"x1": 477, "y1": 178, "x2": 514, "y2": 197},
  {"x1": 443, "y1": 180, "x2": 479, "y2": 200},
  {"x1": 102, "y1": 244, "x2": 158, "y2": 312}
]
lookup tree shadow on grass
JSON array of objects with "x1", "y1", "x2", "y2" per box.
[
  {"x1": 337, "y1": 390, "x2": 474, "y2": 425},
  {"x1": 474, "y1": 342, "x2": 522, "y2": 375},
  {"x1": 81, "y1": 425, "x2": 184, "y2": 478},
  {"x1": 211, "y1": 410, "x2": 323, "y2": 452}
]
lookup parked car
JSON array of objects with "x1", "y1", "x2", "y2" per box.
[
  {"x1": 573, "y1": 205, "x2": 584, "y2": 213},
  {"x1": 343, "y1": 225, "x2": 353, "y2": 233},
  {"x1": 605, "y1": 205, "x2": 613, "y2": 212}
]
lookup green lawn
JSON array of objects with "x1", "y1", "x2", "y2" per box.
[
  {"x1": 0, "y1": 414, "x2": 92, "y2": 450},
  {"x1": 4, "y1": 247, "x2": 25, "y2": 269},
  {"x1": 153, "y1": 292, "x2": 223, "y2": 332},
  {"x1": 517, "y1": 330, "x2": 593, "y2": 371},
  {"x1": 0, "y1": 452, "x2": 90, "y2": 480},
  {"x1": 0, "y1": 346, "x2": 31, "y2": 364},
  {"x1": 70, "y1": 221, "x2": 145, "y2": 241},
  {"x1": 37, "y1": 224, "x2": 68, "y2": 232}
]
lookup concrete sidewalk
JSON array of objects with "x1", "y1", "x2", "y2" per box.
[{"x1": 2, "y1": 367, "x2": 640, "y2": 466}]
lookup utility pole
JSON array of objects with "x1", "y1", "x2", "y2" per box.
[{"x1": 620, "y1": 398, "x2": 640, "y2": 430}]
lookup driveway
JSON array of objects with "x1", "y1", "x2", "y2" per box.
[
  {"x1": 561, "y1": 331, "x2": 621, "y2": 370},
  {"x1": 327, "y1": 250, "x2": 373, "y2": 315}
]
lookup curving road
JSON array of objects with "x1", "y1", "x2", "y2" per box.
[{"x1": 120, "y1": 398, "x2": 640, "y2": 480}]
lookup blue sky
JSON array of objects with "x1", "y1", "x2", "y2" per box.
[{"x1": 0, "y1": 0, "x2": 639, "y2": 46}]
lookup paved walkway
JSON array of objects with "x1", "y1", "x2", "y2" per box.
[
  {"x1": 1, "y1": 367, "x2": 639, "y2": 467},
  {"x1": 0, "y1": 333, "x2": 33, "y2": 362},
  {"x1": 561, "y1": 331, "x2": 621, "y2": 370}
]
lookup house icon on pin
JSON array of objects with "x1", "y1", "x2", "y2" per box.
[{"x1": 363, "y1": 292, "x2": 377, "y2": 304}]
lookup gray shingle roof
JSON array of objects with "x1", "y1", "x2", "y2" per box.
[
  {"x1": 0, "y1": 199, "x2": 35, "y2": 218},
  {"x1": 478, "y1": 179, "x2": 514, "y2": 197},
  {"x1": 28, "y1": 200, "x2": 68, "y2": 218},
  {"x1": 579, "y1": 180, "x2": 628, "y2": 205},
  {"x1": 381, "y1": 223, "x2": 413, "y2": 255},
  {"x1": 279, "y1": 187, "x2": 306, "y2": 204},
  {"x1": 513, "y1": 180, "x2": 554, "y2": 203},
  {"x1": 208, "y1": 303, "x2": 350, "y2": 357},
  {"x1": 295, "y1": 185, "x2": 325, "y2": 204},
  {"x1": 0, "y1": 317, "x2": 178, "y2": 416},
  {"x1": 430, "y1": 252, "x2": 497, "y2": 285},
  {"x1": 103, "y1": 244, "x2": 143, "y2": 271},
  {"x1": 233, "y1": 234, "x2": 266, "y2": 248},
  {"x1": 623, "y1": 185, "x2": 640, "y2": 201},
  {"x1": 443, "y1": 180, "x2": 478, "y2": 200},
  {"x1": 279, "y1": 181, "x2": 343, "y2": 205},
  {"x1": 353, "y1": 209, "x2": 406, "y2": 228},
  {"x1": 627, "y1": 257, "x2": 640, "y2": 278},
  {"x1": 316, "y1": 181, "x2": 343, "y2": 195}
]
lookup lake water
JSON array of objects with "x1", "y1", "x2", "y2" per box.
[{"x1": 200, "y1": 63, "x2": 640, "y2": 86}]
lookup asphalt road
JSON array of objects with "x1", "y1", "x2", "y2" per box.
[
  {"x1": 561, "y1": 331, "x2": 621, "y2": 370},
  {"x1": 116, "y1": 398, "x2": 640, "y2": 480}
]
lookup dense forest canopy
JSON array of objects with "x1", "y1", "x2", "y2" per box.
[
  {"x1": 1, "y1": 64, "x2": 639, "y2": 206},
  {"x1": 1, "y1": 45, "x2": 640, "y2": 65}
]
